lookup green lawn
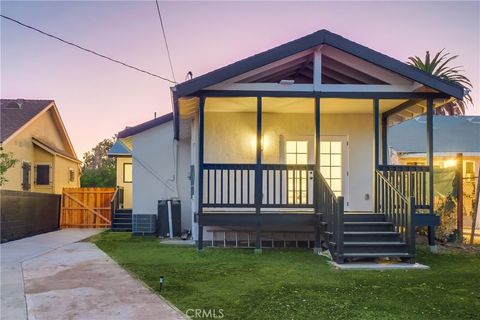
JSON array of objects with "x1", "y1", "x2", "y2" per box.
[{"x1": 92, "y1": 232, "x2": 480, "y2": 320}]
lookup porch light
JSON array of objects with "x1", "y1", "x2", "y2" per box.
[
  {"x1": 250, "y1": 135, "x2": 269, "y2": 151},
  {"x1": 443, "y1": 159, "x2": 457, "y2": 168}
]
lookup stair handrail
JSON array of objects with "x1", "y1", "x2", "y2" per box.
[
  {"x1": 110, "y1": 186, "x2": 124, "y2": 227},
  {"x1": 317, "y1": 172, "x2": 345, "y2": 263},
  {"x1": 375, "y1": 170, "x2": 416, "y2": 257}
]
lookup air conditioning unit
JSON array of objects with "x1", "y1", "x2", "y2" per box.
[{"x1": 132, "y1": 214, "x2": 157, "y2": 235}]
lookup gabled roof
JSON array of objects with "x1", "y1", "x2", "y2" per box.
[
  {"x1": 32, "y1": 137, "x2": 81, "y2": 163},
  {"x1": 1, "y1": 99, "x2": 53, "y2": 142},
  {"x1": 108, "y1": 139, "x2": 132, "y2": 157},
  {"x1": 389, "y1": 116, "x2": 480, "y2": 153},
  {"x1": 173, "y1": 29, "x2": 464, "y2": 99},
  {"x1": 1, "y1": 99, "x2": 79, "y2": 161},
  {"x1": 117, "y1": 112, "x2": 173, "y2": 138}
]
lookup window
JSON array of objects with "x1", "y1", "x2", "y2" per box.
[
  {"x1": 465, "y1": 161, "x2": 476, "y2": 181},
  {"x1": 286, "y1": 141, "x2": 308, "y2": 165},
  {"x1": 22, "y1": 162, "x2": 31, "y2": 191},
  {"x1": 69, "y1": 168, "x2": 75, "y2": 182},
  {"x1": 35, "y1": 164, "x2": 51, "y2": 185},
  {"x1": 123, "y1": 163, "x2": 132, "y2": 183},
  {"x1": 320, "y1": 141, "x2": 343, "y2": 197},
  {"x1": 286, "y1": 141, "x2": 308, "y2": 204}
]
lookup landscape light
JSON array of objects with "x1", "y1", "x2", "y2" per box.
[{"x1": 159, "y1": 276, "x2": 164, "y2": 292}]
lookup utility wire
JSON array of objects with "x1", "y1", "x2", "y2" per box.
[
  {"x1": 154, "y1": 0, "x2": 176, "y2": 83},
  {"x1": 0, "y1": 14, "x2": 176, "y2": 84}
]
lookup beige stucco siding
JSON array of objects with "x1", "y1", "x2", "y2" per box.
[
  {"x1": 116, "y1": 157, "x2": 133, "y2": 208},
  {"x1": 53, "y1": 156, "x2": 80, "y2": 194},
  {"x1": 203, "y1": 111, "x2": 374, "y2": 211},
  {"x1": 1, "y1": 109, "x2": 80, "y2": 193}
]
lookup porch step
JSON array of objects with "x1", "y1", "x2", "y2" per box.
[
  {"x1": 341, "y1": 252, "x2": 413, "y2": 259},
  {"x1": 115, "y1": 209, "x2": 132, "y2": 214},
  {"x1": 344, "y1": 222, "x2": 393, "y2": 232},
  {"x1": 344, "y1": 213, "x2": 385, "y2": 222},
  {"x1": 344, "y1": 231, "x2": 400, "y2": 242},
  {"x1": 112, "y1": 209, "x2": 132, "y2": 232}
]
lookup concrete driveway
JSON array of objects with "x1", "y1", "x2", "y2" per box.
[{"x1": 1, "y1": 229, "x2": 186, "y2": 320}]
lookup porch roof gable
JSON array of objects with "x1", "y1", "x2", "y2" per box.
[{"x1": 173, "y1": 29, "x2": 464, "y2": 99}]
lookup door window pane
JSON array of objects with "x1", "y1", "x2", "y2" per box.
[{"x1": 320, "y1": 141, "x2": 343, "y2": 195}]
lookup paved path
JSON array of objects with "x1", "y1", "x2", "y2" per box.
[{"x1": 1, "y1": 229, "x2": 186, "y2": 320}]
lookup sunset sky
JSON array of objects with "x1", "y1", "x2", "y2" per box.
[{"x1": 1, "y1": 1, "x2": 479, "y2": 158}]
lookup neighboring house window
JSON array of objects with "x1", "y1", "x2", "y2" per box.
[
  {"x1": 21, "y1": 162, "x2": 31, "y2": 191},
  {"x1": 123, "y1": 163, "x2": 132, "y2": 183},
  {"x1": 285, "y1": 141, "x2": 308, "y2": 204},
  {"x1": 465, "y1": 161, "x2": 476, "y2": 181},
  {"x1": 35, "y1": 164, "x2": 51, "y2": 185},
  {"x1": 69, "y1": 168, "x2": 75, "y2": 182}
]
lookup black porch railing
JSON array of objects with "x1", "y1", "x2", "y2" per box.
[
  {"x1": 202, "y1": 163, "x2": 315, "y2": 209},
  {"x1": 375, "y1": 170, "x2": 416, "y2": 255},
  {"x1": 377, "y1": 165, "x2": 430, "y2": 210},
  {"x1": 317, "y1": 172, "x2": 344, "y2": 262}
]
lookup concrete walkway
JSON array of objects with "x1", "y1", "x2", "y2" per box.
[{"x1": 1, "y1": 229, "x2": 186, "y2": 320}]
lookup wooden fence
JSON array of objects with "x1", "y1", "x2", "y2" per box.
[{"x1": 61, "y1": 188, "x2": 115, "y2": 228}]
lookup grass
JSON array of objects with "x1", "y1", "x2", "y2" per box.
[{"x1": 92, "y1": 232, "x2": 480, "y2": 320}]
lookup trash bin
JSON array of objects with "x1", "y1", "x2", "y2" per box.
[{"x1": 157, "y1": 200, "x2": 181, "y2": 237}]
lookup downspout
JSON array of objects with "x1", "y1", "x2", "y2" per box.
[{"x1": 171, "y1": 87, "x2": 180, "y2": 199}]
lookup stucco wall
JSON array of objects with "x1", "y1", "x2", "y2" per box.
[
  {"x1": 2, "y1": 110, "x2": 80, "y2": 193},
  {"x1": 52, "y1": 154, "x2": 80, "y2": 194},
  {"x1": 203, "y1": 111, "x2": 374, "y2": 211},
  {"x1": 132, "y1": 121, "x2": 192, "y2": 230},
  {"x1": 116, "y1": 157, "x2": 133, "y2": 208}
]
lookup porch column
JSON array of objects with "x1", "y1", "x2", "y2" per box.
[
  {"x1": 197, "y1": 96, "x2": 205, "y2": 251},
  {"x1": 373, "y1": 99, "x2": 380, "y2": 169},
  {"x1": 314, "y1": 97, "x2": 321, "y2": 249},
  {"x1": 426, "y1": 98, "x2": 436, "y2": 249},
  {"x1": 373, "y1": 99, "x2": 380, "y2": 211},
  {"x1": 255, "y1": 96, "x2": 262, "y2": 252},
  {"x1": 381, "y1": 114, "x2": 388, "y2": 165}
]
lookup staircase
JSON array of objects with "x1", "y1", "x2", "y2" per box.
[
  {"x1": 112, "y1": 209, "x2": 132, "y2": 232},
  {"x1": 330, "y1": 212, "x2": 414, "y2": 263}
]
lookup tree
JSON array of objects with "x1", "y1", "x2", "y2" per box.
[
  {"x1": 408, "y1": 49, "x2": 473, "y2": 115},
  {"x1": 0, "y1": 147, "x2": 18, "y2": 186},
  {"x1": 80, "y1": 138, "x2": 116, "y2": 187}
]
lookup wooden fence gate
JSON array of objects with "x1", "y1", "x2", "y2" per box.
[{"x1": 61, "y1": 187, "x2": 115, "y2": 228}]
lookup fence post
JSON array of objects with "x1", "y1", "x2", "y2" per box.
[{"x1": 336, "y1": 196, "x2": 344, "y2": 263}]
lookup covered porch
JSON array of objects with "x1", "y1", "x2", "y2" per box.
[{"x1": 190, "y1": 94, "x2": 440, "y2": 252}]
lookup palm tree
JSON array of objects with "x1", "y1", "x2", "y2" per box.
[{"x1": 408, "y1": 49, "x2": 473, "y2": 115}]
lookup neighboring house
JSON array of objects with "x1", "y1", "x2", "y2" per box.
[
  {"x1": 110, "y1": 113, "x2": 193, "y2": 231},
  {"x1": 0, "y1": 99, "x2": 81, "y2": 194},
  {"x1": 389, "y1": 115, "x2": 480, "y2": 176},
  {"x1": 108, "y1": 137, "x2": 133, "y2": 208},
  {"x1": 389, "y1": 115, "x2": 480, "y2": 228},
  {"x1": 119, "y1": 30, "x2": 467, "y2": 263}
]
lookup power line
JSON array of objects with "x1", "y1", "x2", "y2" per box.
[
  {"x1": 154, "y1": 0, "x2": 176, "y2": 83},
  {"x1": 0, "y1": 14, "x2": 176, "y2": 84}
]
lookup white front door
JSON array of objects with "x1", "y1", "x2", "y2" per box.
[{"x1": 319, "y1": 136, "x2": 349, "y2": 210}]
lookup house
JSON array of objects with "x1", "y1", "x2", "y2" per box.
[
  {"x1": 108, "y1": 136, "x2": 133, "y2": 208},
  {"x1": 122, "y1": 30, "x2": 467, "y2": 263},
  {"x1": 389, "y1": 115, "x2": 480, "y2": 232},
  {"x1": 109, "y1": 113, "x2": 192, "y2": 232},
  {"x1": 389, "y1": 115, "x2": 479, "y2": 175},
  {"x1": 1, "y1": 99, "x2": 81, "y2": 194}
]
